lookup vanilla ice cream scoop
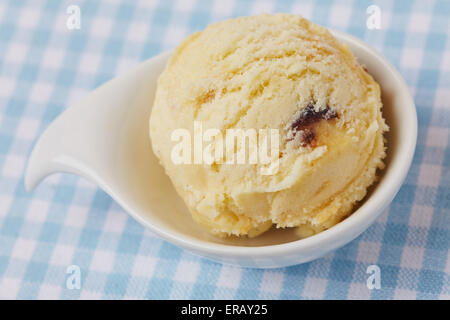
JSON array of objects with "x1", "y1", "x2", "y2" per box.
[{"x1": 149, "y1": 14, "x2": 388, "y2": 237}]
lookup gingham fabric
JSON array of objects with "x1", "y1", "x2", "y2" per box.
[{"x1": 0, "y1": 0, "x2": 448, "y2": 300}]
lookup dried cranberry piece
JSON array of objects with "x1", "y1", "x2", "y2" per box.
[
  {"x1": 290, "y1": 103, "x2": 338, "y2": 147},
  {"x1": 291, "y1": 104, "x2": 337, "y2": 132}
]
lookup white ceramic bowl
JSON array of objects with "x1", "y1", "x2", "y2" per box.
[{"x1": 26, "y1": 30, "x2": 417, "y2": 268}]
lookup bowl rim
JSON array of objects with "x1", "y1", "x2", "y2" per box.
[{"x1": 143, "y1": 30, "x2": 418, "y2": 259}]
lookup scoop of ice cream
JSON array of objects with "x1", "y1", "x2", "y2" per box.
[{"x1": 149, "y1": 14, "x2": 388, "y2": 237}]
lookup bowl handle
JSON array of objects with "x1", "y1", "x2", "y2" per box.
[
  {"x1": 25, "y1": 111, "x2": 79, "y2": 191},
  {"x1": 25, "y1": 51, "x2": 170, "y2": 192}
]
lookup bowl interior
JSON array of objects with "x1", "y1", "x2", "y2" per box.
[{"x1": 115, "y1": 32, "x2": 414, "y2": 248}]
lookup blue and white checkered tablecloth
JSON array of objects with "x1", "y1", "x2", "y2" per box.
[{"x1": 0, "y1": 0, "x2": 448, "y2": 300}]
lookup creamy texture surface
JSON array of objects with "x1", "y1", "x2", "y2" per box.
[{"x1": 150, "y1": 14, "x2": 388, "y2": 237}]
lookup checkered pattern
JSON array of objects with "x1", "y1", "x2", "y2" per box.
[{"x1": 0, "y1": 0, "x2": 448, "y2": 300}]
